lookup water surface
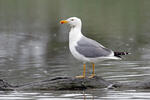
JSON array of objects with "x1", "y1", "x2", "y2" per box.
[{"x1": 0, "y1": 0, "x2": 150, "y2": 99}]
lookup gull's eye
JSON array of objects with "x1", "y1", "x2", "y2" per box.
[{"x1": 71, "y1": 19, "x2": 74, "y2": 21}]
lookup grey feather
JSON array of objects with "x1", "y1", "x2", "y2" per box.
[{"x1": 75, "y1": 36, "x2": 112, "y2": 58}]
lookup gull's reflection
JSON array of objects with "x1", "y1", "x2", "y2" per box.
[{"x1": 82, "y1": 90, "x2": 95, "y2": 100}]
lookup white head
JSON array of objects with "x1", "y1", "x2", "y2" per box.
[{"x1": 60, "y1": 17, "x2": 82, "y2": 28}]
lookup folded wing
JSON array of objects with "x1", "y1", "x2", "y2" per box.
[{"x1": 75, "y1": 36, "x2": 113, "y2": 58}]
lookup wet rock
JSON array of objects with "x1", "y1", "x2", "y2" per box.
[
  {"x1": 0, "y1": 79, "x2": 14, "y2": 91},
  {"x1": 17, "y1": 76, "x2": 112, "y2": 90},
  {"x1": 1, "y1": 76, "x2": 150, "y2": 91}
]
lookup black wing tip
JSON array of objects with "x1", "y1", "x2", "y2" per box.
[{"x1": 114, "y1": 52, "x2": 130, "y2": 57}]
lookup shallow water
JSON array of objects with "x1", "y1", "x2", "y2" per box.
[{"x1": 0, "y1": 0, "x2": 150, "y2": 99}]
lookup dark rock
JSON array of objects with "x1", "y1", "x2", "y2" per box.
[
  {"x1": 0, "y1": 79, "x2": 14, "y2": 91},
  {"x1": 1, "y1": 76, "x2": 150, "y2": 91},
  {"x1": 17, "y1": 76, "x2": 112, "y2": 90}
]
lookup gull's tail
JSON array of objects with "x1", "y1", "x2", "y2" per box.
[{"x1": 114, "y1": 52, "x2": 130, "y2": 58}]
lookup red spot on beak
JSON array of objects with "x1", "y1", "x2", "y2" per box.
[{"x1": 60, "y1": 20, "x2": 68, "y2": 24}]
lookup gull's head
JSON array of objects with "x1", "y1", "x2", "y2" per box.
[{"x1": 60, "y1": 17, "x2": 82, "y2": 28}]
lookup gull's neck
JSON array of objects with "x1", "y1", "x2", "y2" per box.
[{"x1": 69, "y1": 25, "x2": 83, "y2": 43}]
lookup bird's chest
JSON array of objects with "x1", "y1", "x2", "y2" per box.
[
  {"x1": 68, "y1": 29, "x2": 88, "y2": 62},
  {"x1": 69, "y1": 42, "x2": 83, "y2": 61},
  {"x1": 69, "y1": 30, "x2": 81, "y2": 53},
  {"x1": 69, "y1": 39, "x2": 89, "y2": 62}
]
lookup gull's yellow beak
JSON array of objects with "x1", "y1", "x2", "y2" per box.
[{"x1": 60, "y1": 20, "x2": 68, "y2": 24}]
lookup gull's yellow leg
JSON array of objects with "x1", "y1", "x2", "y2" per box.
[
  {"x1": 76, "y1": 64, "x2": 86, "y2": 78},
  {"x1": 88, "y1": 63, "x2": 95, "y2": 78}
]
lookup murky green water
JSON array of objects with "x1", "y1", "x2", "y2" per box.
[{"x1": 0, "y1": 0, "x2": 150, "y2": 99}]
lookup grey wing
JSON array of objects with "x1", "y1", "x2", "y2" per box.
[{"x1": 75, "y1": 36, "x2": 112, "y2": 58}]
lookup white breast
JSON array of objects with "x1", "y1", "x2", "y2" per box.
[{"x1": 69, "y1": 28, "x2": 90, "y2": 62}]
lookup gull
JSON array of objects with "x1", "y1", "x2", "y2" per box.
[{"x1": 60, "y1": 17, "x2": 129, "y2": 78}]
